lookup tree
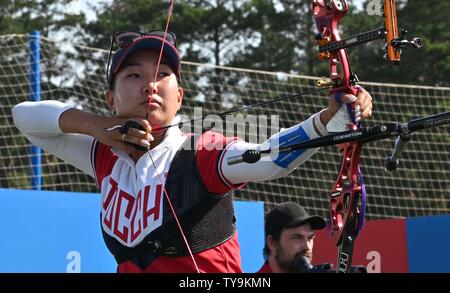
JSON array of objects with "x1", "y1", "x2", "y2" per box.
[
  {"x1": 398, "y1": 0, "x2": 450, "y2": 86},
  {"x1": 0, "y1": 0, "x2": 87, "y2": 190},
  {"x1": 0, "y1": 0, "x2": 86, "y2": 37},
  {"x1": 227, "y1": 0, "x2": 311, "y2": 74},
  {"x1": 339, "y1": 0, "x2": 449, "y2": 86}
]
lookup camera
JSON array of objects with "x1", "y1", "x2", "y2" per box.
[{"x1": 294, "y1": 256, "x2": 367, "y2": 273}]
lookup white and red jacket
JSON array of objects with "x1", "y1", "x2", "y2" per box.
[{"x1": 12, "y1": 100, "x2": 331, "y2": 272}]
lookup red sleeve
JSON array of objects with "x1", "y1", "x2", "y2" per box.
[
  {"x1": 90, "y1": 140, "x2": 118, "y2": 189},
  {"x1": 195, "y1": 131, "x2": 246, "y2": 194}
]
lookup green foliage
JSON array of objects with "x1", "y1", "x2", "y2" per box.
[
  {"x1": 1, "y1": 0, "x2": 449, "y2": 86},
  {"x1": 341, "y1": 0, "x2": 450, "y2": 86},
  {"x1": 0, "y1": 0, "x2": 86, "y2": 38}
]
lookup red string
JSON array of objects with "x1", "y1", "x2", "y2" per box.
[{"x1": 146, "y1": 0, "x2": 200, "y2": 273}]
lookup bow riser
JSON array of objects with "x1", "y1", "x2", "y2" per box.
[
  {"x1": 313, "y1": 0, "x2": 366, "y2": 273},
  {"x1": 313, "y1": 0, "x2": 358, "y2": 95}
]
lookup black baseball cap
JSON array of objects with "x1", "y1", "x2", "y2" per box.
[
  {"x1": 265, "y1": 202, "x2": 326, "y2": 236},
  {"x1": 108, "y1": 35, "x2": 181, "y2": 89}
]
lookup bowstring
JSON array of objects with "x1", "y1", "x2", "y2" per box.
[{"x1": 146, "y1": 0, "x2": 200, "y2": 273}]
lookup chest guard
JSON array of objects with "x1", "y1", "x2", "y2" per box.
[{"x1": 102, "y1": 135, "x2": 236, "y2": 265}]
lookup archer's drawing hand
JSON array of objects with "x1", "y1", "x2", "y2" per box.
[{"x1": 95, "y1": 117, "x2": 154, "y2": 153}]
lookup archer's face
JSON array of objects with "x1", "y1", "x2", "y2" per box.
[{"x1": 106, "y1": 50, "x2": 183, "y2": 129}]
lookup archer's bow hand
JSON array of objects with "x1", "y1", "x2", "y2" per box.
[{"x1": 320, "y1": 88, "x2": 373, "y2": 133}]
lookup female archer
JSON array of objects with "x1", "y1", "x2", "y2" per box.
[{"x1": 12, "y1": 30, "x2": 372, "y2": 272}]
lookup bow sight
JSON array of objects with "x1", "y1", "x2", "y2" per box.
[{"x1": 314, "y1": 0, "x2": 421, "y2": 66}]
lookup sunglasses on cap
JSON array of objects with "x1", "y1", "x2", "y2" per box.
[{"x1": 105, "y1": 30, "x2": 177, "y2": 87}]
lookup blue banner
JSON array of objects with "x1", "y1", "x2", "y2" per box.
[{"x1": 0, "y1": 189, "x2": 264, "y2": 273}]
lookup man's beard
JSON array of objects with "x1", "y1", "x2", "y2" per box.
[{"x1": 274, "y1": 247, "x2": 313, "y2": 273}]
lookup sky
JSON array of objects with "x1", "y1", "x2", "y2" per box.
[{"x1": 353, "y1": 0, "x2": 365, "y2": 10}]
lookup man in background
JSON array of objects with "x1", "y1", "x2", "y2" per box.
[{"x1": 258, "y1": 202, "x2": 326, "y2": 273}]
